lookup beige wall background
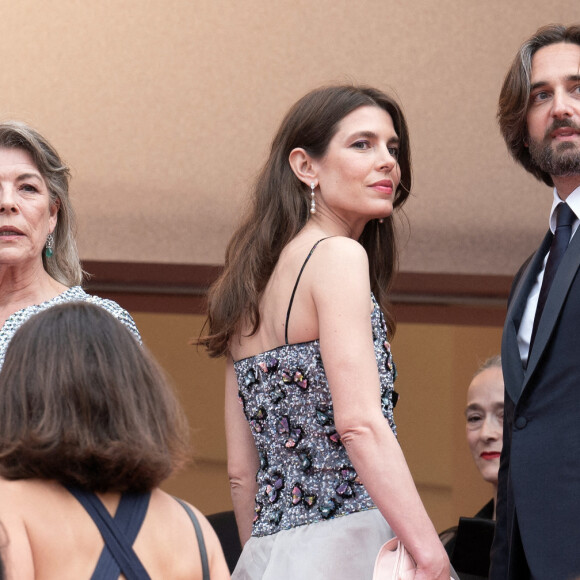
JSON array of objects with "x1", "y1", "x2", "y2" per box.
[
  {"x1": 1, "y1": 0, "x2": 574, "y2": 538},
  {"x1": 0, "y1": 1, "x2": 577, "y2": 275}
]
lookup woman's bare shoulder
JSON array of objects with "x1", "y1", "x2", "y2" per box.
[
  {"x1": 0, "y1": 478, "x2": 64, "y2": 507},
  {"x1": 149, "y1": 490, "x2": 230, "y2": 578},
  {"x1": 315, "y1": 235, "x2": 368, "y2": 262},
  {"x1": 0, "y1": 478, "x2": 25, "y2": 516},
  {"x1": 150, "y1": 491, "x2": 218, "y2": 541},
  {"x1": 272, "y1": 236, "x2": 368, "y2": 295},
  {"x1": 150, "y1": 490, "x2": 203, "y2": 520},
  {"x1": 285, "y1": 233, "x2": 366, "y2": 260},
  {"x1": 307, "y1": 236, "x2": 370, "y2": 294},
  {"x1": 0, "y1": 479, "x2": 55, "y2": 579}
]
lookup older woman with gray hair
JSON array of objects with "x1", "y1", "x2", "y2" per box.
[{"x1": 0, "y1": 121, "x2": 139, "y2": 367}]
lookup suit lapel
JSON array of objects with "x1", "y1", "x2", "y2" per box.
[
  {"x1": 502, "y1": 232, "x2": 552, "y2": 403},
  {"x1": 524, "y1": 227, "x2": 580, "y2": 386}
]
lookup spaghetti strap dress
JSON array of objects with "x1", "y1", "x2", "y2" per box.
[{"x1": 231, "y1": 238, "x2": 398, "y2": 579}]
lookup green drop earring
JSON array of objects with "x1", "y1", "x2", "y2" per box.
[{"x1": 45, "y1": 233, "x2": 54, "y2": 258}]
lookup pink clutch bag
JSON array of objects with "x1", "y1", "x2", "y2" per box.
[
  {"x1": 373, "y1": 538, "x2": 456, "y2": 580},
  {"x1": 373, "y1": 537, "x2": 416, "y2": 580}
]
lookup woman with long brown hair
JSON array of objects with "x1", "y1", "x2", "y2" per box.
[
  {"x1": 200, "y1": 85, "x2": 450, "y2": 579},
  {"x1": 0, "y1": 302, "x2": 229, "y2": 579}
]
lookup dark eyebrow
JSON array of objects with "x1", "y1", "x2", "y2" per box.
[
  {"x1": 530, "y1": 81, "x2": 548, "y2": 93},
  {"x1": 349, "y1": 130, "x2": 400, "y2": 144},
  {"x1": 350, "y1": 130, "x2": 377, "y2": 140},
  {"x1": 530, "y1": 75, "x2": 580, "y2": 93}
]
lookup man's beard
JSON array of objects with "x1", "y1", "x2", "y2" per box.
[{"x1": 528, "y1": 120, "x2": 580, "y2": 177}]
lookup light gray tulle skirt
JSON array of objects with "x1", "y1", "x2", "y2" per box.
[{"x1": 232, "y1": 508, "x2": 394, "y2": 580}]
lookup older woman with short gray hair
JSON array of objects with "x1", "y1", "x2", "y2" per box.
[{"x1": 0, "y1": 121, "x2": 139, "y2": 367}]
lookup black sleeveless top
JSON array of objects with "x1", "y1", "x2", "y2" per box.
[{"x1": 67, "y1": 486, "x2": 209, "y2": 580}]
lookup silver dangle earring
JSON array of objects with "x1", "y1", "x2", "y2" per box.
[
  {"x1": 378, "y1": 218, "x2": 384, "y2": 224},
  {"x1": 45, "y1": 233, "x2": 54, "y2": 258},
  {"x1": 310, "y1": 182, "x2": 316, "y2": 215}
]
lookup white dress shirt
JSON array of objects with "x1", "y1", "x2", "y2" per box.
[{"x1": 518, "y1": 185, "x2": 580, "y2": 364}]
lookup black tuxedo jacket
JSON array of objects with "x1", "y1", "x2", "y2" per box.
[{"x1": 490, "y1": 228, "x2": 580, "y2": 579}]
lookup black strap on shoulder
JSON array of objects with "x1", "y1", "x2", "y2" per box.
[
  {"x1": 285, "y1": 237, "x2": 332, "y2": 345},
  {"x1": 173, "y1": 497, "x2": 210, "y2": 580},
  {"x1": 66, "y1": 486, "x2": 151, "y2": 580}
]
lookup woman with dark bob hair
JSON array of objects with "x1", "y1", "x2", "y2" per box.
[
  {"x1": 199, "y1": 85, "x2": 450, "y2": 578},
  {"x1": 0, "y1": 121, "x2": 139, "y2": 369},
  {"x1": 0, "y1": 302, "x2": 229, "y2": 579}
]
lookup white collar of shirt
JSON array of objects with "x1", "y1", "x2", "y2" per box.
[{"x1": 548, "y1": 185, "x2": 580, "y2": 236}]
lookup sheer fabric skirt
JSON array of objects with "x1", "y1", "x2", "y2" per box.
[{"x1": 232, "y1": 508, "x2": 393, "y2": 580}]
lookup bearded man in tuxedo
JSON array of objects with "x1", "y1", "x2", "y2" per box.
[{"x1": 490, "y1": 23, "x2": 580, "y2": 580}]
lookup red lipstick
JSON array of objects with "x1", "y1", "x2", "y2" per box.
[{"x1": 480, "y1": 452, "x2": 501, "y2": 460}]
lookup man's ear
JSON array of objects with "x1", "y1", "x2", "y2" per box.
[{"x1": 289, "y1": 147, "x2": 317, "y2": 187}]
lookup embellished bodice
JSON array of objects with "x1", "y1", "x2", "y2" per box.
[
  {"x1": 0, "y1": 286, "x2": 141, "y2": 370},
  {"x1": 233, "y1": 293, "x2": 397, "y2": 537}
]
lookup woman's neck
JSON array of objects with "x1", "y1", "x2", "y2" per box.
[
  {"x1": 305, "y1": 208, "x2": 367, "y2": 240},
  {"x1": 0, "y1": 262, "x2": 68, "y2": 325}
]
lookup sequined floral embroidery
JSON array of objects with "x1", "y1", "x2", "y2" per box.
[{"x1": 234, "y1": 293, "x2": 397, "y2": 537}]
